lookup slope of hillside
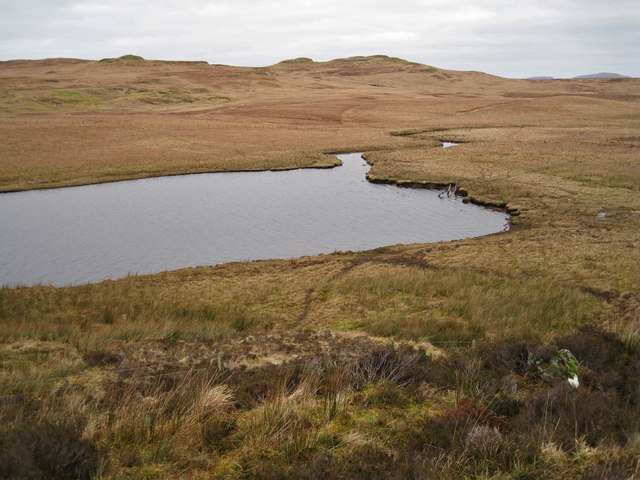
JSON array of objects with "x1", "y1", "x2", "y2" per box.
[{"x1": 1, "y1": 54, "x2": 637, "y2": 192}]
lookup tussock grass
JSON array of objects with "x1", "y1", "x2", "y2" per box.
[
  {"x1": 0, "y1": 340, "x2": 85, "y2": 395},
  {"x1": 235, "y1": 380, "x2": 319, "y2": 454},
  {"x1": 332, "y1": 264, "x2": 598, "y2": 341},
  {"x1": 0, "y1": 264, "x2": 317, "y2": 350},
  {"x1": 1, "y1": 330, "x2": 638, "y2": 478},
  {"x1": 0, "y1": 256, "x2": 600, "y2": 371}
]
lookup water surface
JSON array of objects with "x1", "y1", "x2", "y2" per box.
[{"x1": 0, "y1": 154, "x2": 508, "y2": 286}]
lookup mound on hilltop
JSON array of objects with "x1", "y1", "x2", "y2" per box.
[
  {"x1": 98, "y1": 54, "x2": 145, "y2": 63},
  {"x1": 274, "y1": 55, "x2": 420, "y2": 68},
  {"x1": 331, "y1": 55, "x2": 417, "y2": 65},
  {"x1": 277, "y1": 57, "x2": 315, "y2": 64},
  {"x1": 272, "y1": 54, "x2": 438, "y2": 76}
]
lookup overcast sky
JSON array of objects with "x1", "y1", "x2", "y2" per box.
[{"x1": 1, "y1": 0, "x2": 638, "y2": 78}]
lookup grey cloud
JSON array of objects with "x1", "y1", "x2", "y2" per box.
[{"x1": 0, "y1": 0, "x2": 638, "y2": 78}]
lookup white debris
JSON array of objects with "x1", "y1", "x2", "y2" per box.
[{"x1": 568, "y1": 374, "x2": 580, "y2": 388}]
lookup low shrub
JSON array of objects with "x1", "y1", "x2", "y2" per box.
[{"x1": 0, "y1": 419, "x2": 100, "y2": 479}]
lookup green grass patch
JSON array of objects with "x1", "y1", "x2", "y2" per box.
[
  {"x1": 52, "y1": 90, "x2": 101, "y2": 104},
  {"x1": 331, "y1": 265, "x2": 599, "y2": 342}
]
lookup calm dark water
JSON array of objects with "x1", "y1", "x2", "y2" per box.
[{"x1": 0, "y1": 154, "x2": 509, "y2": 287}]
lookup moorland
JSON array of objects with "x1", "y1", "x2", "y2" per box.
[{"x1": 0, "y1": 54, "x2": 639, "y2": 478}]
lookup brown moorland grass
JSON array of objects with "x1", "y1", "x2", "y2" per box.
[
  {"x1": 1, "y1": 55, "x2": 639, "y2": 478},
  {"x1": 1, "y1": 55, "x2": 638, "y2": 191}
]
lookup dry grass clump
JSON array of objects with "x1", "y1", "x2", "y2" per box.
[
  {"x1": 600, "y1": 291, "x2": 640, "y2": 354},
  {"x1": 234, "y1": 381, "x2": 320, "y2": 456},
  {"x1": 0, "y1": 368, "x2": 235, "y2": 478}
]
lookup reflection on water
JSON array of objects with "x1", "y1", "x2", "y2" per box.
[{"x1": 0, "y1": 153, "x2": 508, "y2": 286}]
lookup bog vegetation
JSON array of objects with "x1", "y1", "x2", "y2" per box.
[{"x1": 0, "y1": 55, "x2": 639, "y2": 478}]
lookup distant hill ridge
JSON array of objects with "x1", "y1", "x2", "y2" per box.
[
  {"x1": 527, "y1": 72, "x2": 632, "y2": 80},
  {"x1": 572, "y1": 72, "x2": 631, "y2": 79},
  {"x1": 2, "y1": 54, "x2": 636, "y2": 81}
]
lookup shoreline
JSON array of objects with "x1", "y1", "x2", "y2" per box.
[
  {"x1": 0, "y1": 158, "x2": 343, "y2": 194},
  {"x1": 0, "y1": 147, "x2": 518, "y2": 218}
]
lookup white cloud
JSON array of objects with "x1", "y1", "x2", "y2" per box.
[{"x1": 0, "y1": 0, "x2": 638, "y2": 77}]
